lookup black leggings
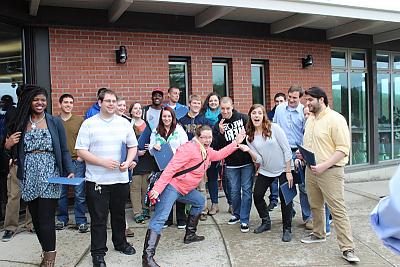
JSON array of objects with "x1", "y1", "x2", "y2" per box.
[
  {"x1": 28, "y1": 198, "x2": 57, "y2": 252},
  {"x1": 253, "y1": 172, "x2": 293, "y2": 230}
]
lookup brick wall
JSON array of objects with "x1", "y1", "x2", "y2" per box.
[{"x1": 49, "y1": 27, "x2": 331, "y2": 115}]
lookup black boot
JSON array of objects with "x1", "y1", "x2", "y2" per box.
[
  {"x1": 183, "y1": 214, "x2": 205, "y2": 244},
  {"x1": 253, "y1": 217, "x2": 271, "y2": 234},
  {"x1": 142, "y1": 229, "x2": 161, "y2": 267}
]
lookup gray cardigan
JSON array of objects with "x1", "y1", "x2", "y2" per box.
[{"x1": 17, "y1": 113, "x2": 74, "y2": 180}]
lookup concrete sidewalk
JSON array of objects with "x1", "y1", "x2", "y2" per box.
[{"x1": 0, "y1": 179, "x2": 399, "y2": 267}]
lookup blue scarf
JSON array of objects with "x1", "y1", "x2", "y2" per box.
[{"x1": 205, "y1": 107, "x2": 221, "y2": 126}]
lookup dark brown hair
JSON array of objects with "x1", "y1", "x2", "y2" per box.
[
  {"x1": 246, "y1": 104, "x2": 272, "y2": 143},
  {"x1": 156, "y1": 106, "x2": 177, "y2": 139}
]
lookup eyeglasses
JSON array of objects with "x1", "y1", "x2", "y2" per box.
[{"x1": 103, "y1": 99, "x2": 117, "y2": 104}]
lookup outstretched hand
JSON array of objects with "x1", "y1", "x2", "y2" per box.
[{"x1": 235, "y1": 129, "x2": 246, "y2": 144}]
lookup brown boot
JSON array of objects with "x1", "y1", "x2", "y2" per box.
[
  {"x1": 142, "y1": 229, "x2": 161, "y2": 267},
  {"x1": 40, "y1": 251, "x2": 56, "y2": 267}
]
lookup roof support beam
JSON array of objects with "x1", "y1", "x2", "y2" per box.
[
  {"x1": 195, "y1": 6, "x2": 236, "y2": 28},
  {"x1": 327, "y1": 20, "x2": 384, "y2": 40},
  {"x1": 373, "y1": 28, "x2": 400, "y2": 44},
  {"x1": 270, "y1": 13, "x2": 323, "y2": 34},
  {"x1": 108, "y1": 0, "x2": 134, "y2": 23},
  {"x1": 29, "y1": 0, "x2": 40, "y2": 16}
]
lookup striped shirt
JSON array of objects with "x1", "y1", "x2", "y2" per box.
[{"x1": 75, "y1": 114, "x2": 137, "y2": 184}]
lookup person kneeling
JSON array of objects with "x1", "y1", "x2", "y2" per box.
[{"x1": 143, "y1": 125, "x2": 246, "y2": 267}]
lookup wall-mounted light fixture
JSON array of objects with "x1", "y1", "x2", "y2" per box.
[
  {"x1": 115, "y1": 46, "x2": 127, "y2": 64},
  {"x1": 301, "y1": 55, "x2": 313, "y2": 68}
]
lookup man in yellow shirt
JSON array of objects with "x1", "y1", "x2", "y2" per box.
[{"x1": 300, "y1": 87, "x2": 360, "y2": 263}]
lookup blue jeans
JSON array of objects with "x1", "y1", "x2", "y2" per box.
[
  {"x1": 226, "y1": 164, "x2": 254, "y2": 224},
  {"x1": 268, "y1": 178, "x2": 279, "y2": 205},
  {"x1": 222, "y1": 165, "x2": 232, "y2": 205},
  {"x1": 149, "y1": 184, "x2": 205, "y2": 234},
  {"x1": 206, "y1": 161, "x2": 221, "y2": 204},
  {"x1": 57, "y1": 160, "x2": 87, "y2": 225},
  {"x1": 325, "y1": 204, "x2": 331, "y2": 233}
]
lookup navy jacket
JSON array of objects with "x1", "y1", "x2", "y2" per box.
[{"x1": 16, "y1": 113, "x2": 74, "y2": 180}]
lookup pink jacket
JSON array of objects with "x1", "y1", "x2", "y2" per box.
[{"x1": 152, "y1": 140, "x2": 238, "y2": 195}]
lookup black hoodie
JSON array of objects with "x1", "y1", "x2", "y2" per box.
[{"x1": 212, "y1": 109, "x2": 253, "y2": 167}]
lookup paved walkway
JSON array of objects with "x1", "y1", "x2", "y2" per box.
[{"x1": 0, "y1": 179, "x2": 399, "y2": 267}]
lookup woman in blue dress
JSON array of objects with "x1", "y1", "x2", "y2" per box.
[{"x1": 6, "y1": 85, "x2": 74, "y2": 267}]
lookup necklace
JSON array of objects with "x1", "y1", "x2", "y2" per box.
[{"x1": 29, "y1": 114, "x2": 46, "y2": 129}]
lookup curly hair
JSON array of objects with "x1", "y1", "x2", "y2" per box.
[
  {"x1": 200, "y1": 92, "x2": 220, "y2": 114},
  {"x1": 246, "y1": 104, "x2": 272, "y2": 143}
]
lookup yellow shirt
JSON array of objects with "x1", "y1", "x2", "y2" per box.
[{"x1": 303, "y1": 106, "x2": 350, "y2": 166}]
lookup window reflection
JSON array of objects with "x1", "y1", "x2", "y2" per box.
[
  {"x1": 251, "y1": 64, "x2": 264, "y2": 105},
  {"x1": 377, "y1": 73, "x2": 392, "y2": 160},
  {"x1": 212, "y1": 63, "x2": 228, "y2": 97},
  {"x1": 169, "y1": 61, "x2": 189, "y2": 105},
  {"x1": 350, "y1": 73, "x2": 368, "y2": 164}
]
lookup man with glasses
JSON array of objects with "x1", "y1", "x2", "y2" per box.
[{"x1": 76, "y1": 89, "x2": 138, "y2": 267}]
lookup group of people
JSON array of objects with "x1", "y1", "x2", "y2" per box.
[{"x1": 0, "y1": 83, "x2": 361, "y2": 267}]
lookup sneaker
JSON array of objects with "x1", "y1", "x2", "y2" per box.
[
  {"x1": 342, "y1": 249, "x2": 360, "y2": 263},
  {"x1": 55, "y1": 221, "x2": 66, "y2": 230},
  {"x1": 2, "y1": 230, "x2": 15, "y2": 242},
  {"x1": 240, "y1": 223, "x2": 249, "y2": 233},
  {"x1": 305, "y1": 220, "x2": 313, "y2": 230},
  {"x1": 134, "y1": 214, "x2": 145, "y2": 224},
  {"x1": 163, "y1": 222, "x2": 173, "y2": 229},
  {"x1": 268, "y1": 202, "x2": 277, "y2": 211},
  {"x1": 326, "y1": 231, "x2": 331, "y2": 237},
  {"x1": 78, "y1": 223, "x2": 89, "y2": 233},
  {"x1": 282, "y1": 229, "x2": 292, "y2": 242},
  {"x1": 92, "y1": 255, "x2": 106, "y2": 267},
  {"x1": 116, "y1": 243, "x2": 136, "y2": 255},
  {"x1": 228, "y1": 216, "x2": 240, "y2": 225},
  {"x1": 177, "y1": 222, "x2": 186, "y2": 230},
  {"x1": 125, "y1": 228, "x2": 135, "y2": 237},
  {"x1": 301, "y1": 233, "x2": 326, "y2": 244}
]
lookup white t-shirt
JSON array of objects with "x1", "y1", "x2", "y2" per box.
[
  {"x1": 75, "y1": 114, "x2": 138, "y2": 184},
  {"x1": 146, "y1": 107, "x2": 161, "y2": 130}
]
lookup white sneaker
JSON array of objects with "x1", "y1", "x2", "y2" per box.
[
  {"x1": 342, "y1": 249, "x2": 360, "y2": 262},
  {"x1": 240, "y1": 223, "x2": 250, "y2": 233}
]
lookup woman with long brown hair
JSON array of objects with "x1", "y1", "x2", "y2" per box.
[{"x1": 241, "y1": 104, "x2": 294, "y2": 242}]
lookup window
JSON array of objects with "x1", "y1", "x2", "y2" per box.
[
  {"x1": 0, "y1": 22, "x2": 23, "y2": 139},
  {"x1": 169, "y1": 59, "x2": 189, "y2": 105},
  {"x1": 251, "y1": 62, "x2": 265, "y2": 105},
  {"x1": 377, "y1": 52, "x2": 400, "y2": 161},
  {"x1": 331, "y1": 49, "x2": 368, "y2": 165},
  {"x1": 212, "y1": 61, "x2": 229, "y2": 97}
]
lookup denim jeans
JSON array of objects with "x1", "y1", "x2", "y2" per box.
[
  {"x1": 226, "y1": 164, "x2": 254, "y2": 224},
  {"x1": 57, "y1": 159, "x2": 87, "y2": 225},
  {"x1": 221, "y1": 165, "x2": 232, "y2": 205},
  {"x1": 268, "y1": 178, "x2": 279, "y2": 205},
  {"x1": 207, "y1": 161, "x2": 221, "y2": 204},
  {"x1": 149, "y1": 184, "x2": 205, "y2": 234}
]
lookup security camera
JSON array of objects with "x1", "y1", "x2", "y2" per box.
[
  {"x1": 116, "y1": 46, "x2": 127, "y2": 64},
  {"x1": 302, "y1": 55, "x2": 313, "y2": 68}
]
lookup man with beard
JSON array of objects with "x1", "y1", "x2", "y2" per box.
[{"x1": 300, "y1": 87, "x2": 360, "y2": 263}]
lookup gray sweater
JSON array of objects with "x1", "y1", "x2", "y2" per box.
[{"x1": 247, "y1": 123, "x2": 292, "y2": 177}]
